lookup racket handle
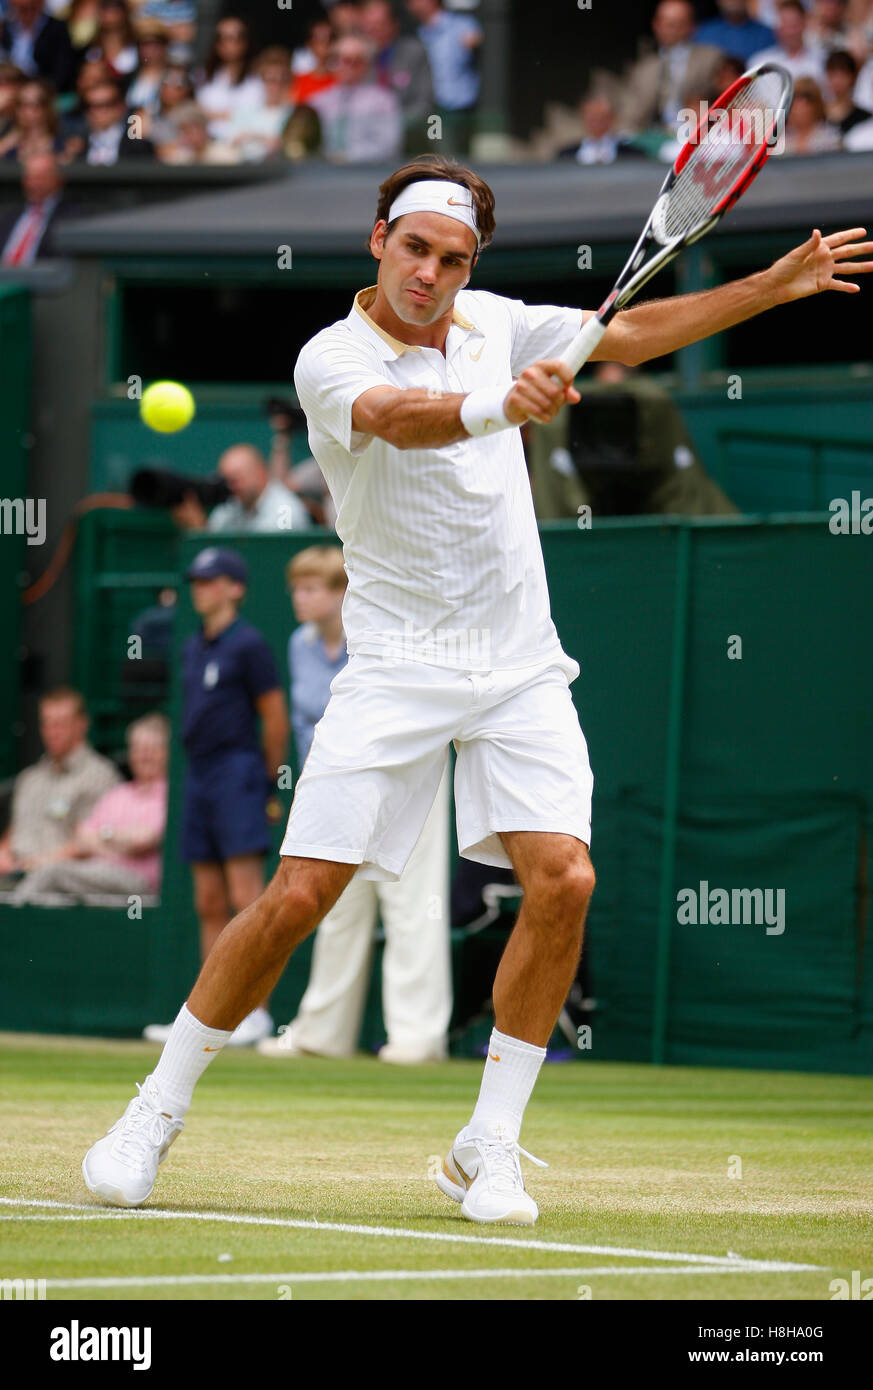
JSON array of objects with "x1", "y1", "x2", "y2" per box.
[{"x1": 560, "y1": 314, "x2": 607, "y2": 377}]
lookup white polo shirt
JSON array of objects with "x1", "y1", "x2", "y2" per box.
[{"x1": 293, "y1": 285, "x2": 583, "y2": 672}]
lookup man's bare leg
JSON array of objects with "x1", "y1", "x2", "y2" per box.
[
  {"x1": 462, "y1": 831, "x2": 594, "y2": 1141},
  {"x1": 223, "y1": 852, "x2": 271, "y2": 1014},
  {"x1": 493, "y1": 830, "x2": 595, "y2": 1046},
  {"x1": 188, "y1": 855, "x2": 358, "y2": 1030}
]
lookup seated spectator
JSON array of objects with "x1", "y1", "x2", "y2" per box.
[
  {"x1": 156, "y1": 98, "x2": 237, "y2": 162},
  {"x1": 0, "y1": 75, "x2": 67, "y2": 160},
  {"x1": 0, "y1": 687, "x2": 120, "y2": 879},
  {"x1": 806, "y1": 0, "x2": 857, "y2": 54},
  {"x1": 10, "y1": 712, "x2": 169, "y2": 903},
  {"x1": 694, "y1": 0, "x2": 775, "y2": 63},
  {"x1": 280, "y1": 100, "x2": 321, "y2": 160},
  {"x1": 310, "y1": 33, "x2": 402, "y2": 162},
  {"x1": 360, "y1": 0, "x2": 434, "y2": 150},
  {"x1": 0, "y1": 0, "x2": 76, "y2": 93},
  {"x1": 851, "y1": 51, "x2": 873, "y2": 111},
  {"x1": 137, "y1": 0, "x2": 195, "y2": 48},
  {"x1": 713, "y1": 52, "x2": 746, "y2": 94},
  {"x1": 172, "y1": 443, "x2": 311, "y2": 532},
  {"x1": 124, "y1": 18, "x2": 168, "y2": 114},
  {"x1": 406, "y1": 0, "x2": 481, "y2": 155},
  {"x1": 59, "y1": 52, "x2": 109, "y2": 147},
  {"x1": 139, "y1": 58, "x2": 190, "y2": 141},
  {"x1": 326, "y1": 1, "x2": 364, "y2": 38},
  {"x1": 62, "y1": 0, "x2": 101, "y2": 52},
  {"x1": 77, "y1": 75, "x2": 155, "y2": 161},
  {"x1": 557, "y1": 94, "x2": 643, "y2": 163},
  {"x1": 0, "y1": 60, "x2": 24, "y2": 142},
  {"x1": 782, "y1": 73, "x2": 842, "y2": 148},
  {"x1": 223, "y1": 45, "x2": 292, "y2": 162},
  {"x1": 196, "y1": 14, "x2": 263, "y2": 138},
  {"x1": 290, "y1": 14, "x2": 336, "y2": 105},
  {"x1": 825, "y1": 48, "x2": 871, "y2": 131},
  {"x1": 617, "y1": 0, "x2": 723, "y2": 135},
  {"x1": 83, "y1": 0, "x2": 139, "y2": 87},
  {"x1": 750, "y1": 0, "x2": 826, "y2": 80},
  {"x1": 0, "y1": 149, "x2": 75, "y2": 262}
]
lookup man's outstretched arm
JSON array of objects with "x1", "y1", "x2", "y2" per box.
[{"x1": 596, "y1": 228, "x2": 873, "y2": 367}]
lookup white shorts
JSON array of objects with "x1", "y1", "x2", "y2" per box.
[{"x1": 280, "y1": 651, "x2": 593, "y2": 882}]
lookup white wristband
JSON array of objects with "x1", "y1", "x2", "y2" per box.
[{"x1": 460, "y1": 386, "x2": 513, "y2": 437}]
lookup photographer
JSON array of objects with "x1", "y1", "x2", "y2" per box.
[{"x1": 171, "y1": 443, "x2": 311, "y2": 533}]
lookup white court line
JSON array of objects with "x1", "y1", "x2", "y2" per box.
[
  {"x1": 0, "y1": 1199, "x2": 822, "y2": 1272},
  {"x1": 43, "y1": 1266, "x2": 780, "y2": 1290}
]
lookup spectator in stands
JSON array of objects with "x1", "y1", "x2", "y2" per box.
[
  {"x1": 290, "y1": 14, "x2": 336, "y2": 106},
  {"x1": 750, "y1": 0, "x2": 826, "y2": 80},
  {"x1": 143, "y1": 547, "x2": 288, "y2": 1048},
  {"x1": 0, "y1": 149, "x2": 73, "y2": 260},
  {"x1": 83, "y1": 0, "x2": 139, "y2": 87},
  {"x1": 310, "y1": 32, "x2": 402, "y2": 162},
  {"x1": 257, "y1": 546, "x2": 451, "y2": 1064},
  {"x1": 137, "y1": 0, "x2": 195, "y2": 48},
  {"x1": 267, "y1": 401, "x2": 336, "y2": 528},
  {"x1": 0, "y1": 60, "x2": 24, "y2": 142},
  {"x1": 713, "y1": 52, "x2": 746, "y2": 95},
  {"x1": 10, "y1": 713, "x2": 169, "y2": 903},
  {"x1": 782, "y1": 72, "x2": 842, "y2": 147},
  {"x1": 359, "y1": 0, "x2": 434, "y2": 151},
  {"x1": 138, "y1": 58, "x2": 190, "y2": 140},
  {"x1": 78, "y1": 75, "x2": 155, "y2": 160},
  {"x1": 855, "y1": 51, "x2": 873, "y2": 110},
  {"x1": 557, "y1": 94, "x2": 642, "y2": 163},
  {"x1": 60, "y1": 52, "x2": 109, "y2": 146},
  {"x1": 172, "y1": 444, "x2": 312, "y2": 531},
  {"x1": 824, "y1": 48, "x2": 871, "y2": 130},
  {"x1": 280, "y1": 100, "x2": 322, "y2": 159},
  {"x1": 406, "y1": 0, "x2": 481, "y2": 154},
  {"x1": 223, "y1": 45, "x2": 292, "y2": 162},
  {"x1": 196, "y1": 14, "x2": 263, "y2": 138},
  {"x1": 617, "y1": 0, "x2": 722, "y2": 135},
  {"x1": 125, "y1": 19, "x2": 168, "y2": 115},
  {"x1": 156, "y1": 99, "x2": 237, "y2": 162},
  {"x1": 0, "y1": 0, "x2": 76, "y2": 92},
  {"x1": 807, "y1": 0, "x2": 857, "y2": 54},
  {"x1": 62, "y1": 0, "x2": 101, "y2": 52},
  {"x1": 0, "y1": 688, "x2": 119, "y2": 880},
  {"x1": 694, "y1": 0, "x2": 775, "y2": 62},
  {"x1": 0, "y1": 76, "x2": 66, "y2": 160},
  {"x1": 325, "y1": 0, "x2": 364, "y2": 38}
]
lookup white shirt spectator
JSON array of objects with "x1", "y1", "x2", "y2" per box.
[
  {"x1": 207, "y1": 478, "x2": 310, "y2": 533},
  {"x1": 196, "y1": 71, "x2": 265, "y2": 136},
  {"x1": 749, "y1": 38, "x2": 825, "y2": 82}
]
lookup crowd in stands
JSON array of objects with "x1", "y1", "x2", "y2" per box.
[{"x1": 0, "y1": 0, "x2": 871, "y2": 211}]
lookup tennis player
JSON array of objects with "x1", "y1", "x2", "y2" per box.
[{"x1": 83, "y1": 156, "x2": 871, "y2": 1224}]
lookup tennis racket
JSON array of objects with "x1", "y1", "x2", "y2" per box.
[{"x1": 560, "y1": 62, "x2": 794, "y2": 376}]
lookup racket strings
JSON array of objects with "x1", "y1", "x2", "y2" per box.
[{"x1": 657, "y1": 71, "x2": 788, "y2": 244}]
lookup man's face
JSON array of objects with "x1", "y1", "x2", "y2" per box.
[
  {"x1": 218, "y1": 449, "x2": 266, "y2": 506},
  {"x1": 826, "y1": 62, "x2": 853, "y2": 98},
  {"x1": 291, "y1": 576, "x2": 345, "y2": 626},
  {"x1": 189, "y1": 575, "x2": 243, "y2": 616},
  {"x1": 406, "y1": 0, "x2": 436, "y2": 23},
  {"x1": 128, "y1": 730, "x2": 167, "y2": 783},
  {"x1": 582, "y1": 97, "x2": 614, "y2": 139},
  {"x1": 11, "y1": 0, "x2": 42, "y2": 27},
  {"x1": 652, "y1": 0, "x2": 694, "y2": 46},
  {"x1": 39, "y1": 700, "x2": 87, "y2": 761},
  {"x1": 815, "y1": 0, "x2": 845, "y2": 28},
  {"x1": 778, "y1": 6, "x2": 806, "y2": 46},
  {"x1": 372, "y1": 211, "x2": 477, "y2": 328},
  {"x1": 334, "y1": 39, "x2": 370, "y2": 85},
  {"x1": 86, "y1": 84, "x2": 125, "y2": 131},
  {"x1": 17, "y1": 81, "x2": 50, "y2": 129},
  {"x1": 23, "y1": 153, "x2": 61, "y2": 202},
  {"x1": 717, "y1": 0, "x2": 748, "y2": 18},
  {"x1": 361, "y1": 1, "x2": 397, "y2": 47},
  {"x1": 178, "y1": 117, "x2": 208, "y2": 152}
]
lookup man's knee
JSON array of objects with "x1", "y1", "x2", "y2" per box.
[{"x1": 528, "y1": 850, "x2": 595, "y2": 925}]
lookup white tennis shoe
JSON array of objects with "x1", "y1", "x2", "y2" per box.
[
  {"x1": 82, "y1": 1075, "x2": 183, "y2": 1207},
  {"x1": 435, "y1": 1123, "x2": 547, "y2": 1225}
]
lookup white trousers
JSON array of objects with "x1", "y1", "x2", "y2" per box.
[{"x1": 283, "y1": 769, "x2": 451, "y2": 1056}]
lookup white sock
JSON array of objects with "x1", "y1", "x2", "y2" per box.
[
  {"x1": 151, "y1": 1004, "x2": 232, "y2": 1116},
  {"x1": 467, "y1": 1027, "x2": 546, "y2": 1143}
]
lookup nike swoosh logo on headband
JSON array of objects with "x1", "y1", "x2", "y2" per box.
[{"x1": 447, "y1": 196, "x2": 470, "y2": 206}]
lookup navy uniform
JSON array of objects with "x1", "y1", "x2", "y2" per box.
[{"x1": 180, "y1": 552, "x2": 280, "y2": 864}]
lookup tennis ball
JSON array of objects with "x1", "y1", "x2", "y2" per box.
[{"x1": 140, "y1": 380, "x2": 196, "y2": 434}]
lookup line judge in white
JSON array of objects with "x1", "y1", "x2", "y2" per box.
[{"x1": 82, "y1": 156, "x2": 873, "y2": 1226}]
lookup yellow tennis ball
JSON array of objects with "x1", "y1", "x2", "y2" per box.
[{"x1": 140, "y1": 380, "x2": 196, "y2": 434}]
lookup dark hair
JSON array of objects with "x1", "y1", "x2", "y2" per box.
[
  {"x1": 825, "y1": 49, "x2": 858, "y2": 78},
  {"x1": 370, "y1": 154, "x2": 496, "y2": 256},
  {"x1": 18, "y1": 77, "x2": 59, "y2": 135},
  {"x1": 205, "y1": 15, "x2": 253, "y2": 84}
]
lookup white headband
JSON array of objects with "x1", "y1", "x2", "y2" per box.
[{"x1": 387, "y1": 179, "x2": 480, "y2": 246}]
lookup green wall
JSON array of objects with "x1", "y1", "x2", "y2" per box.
[
  {"x1": 2, "y1": 513, "x2": 871, "y2": 1074},
  {"x1": 0, "y1": 286, "x2": 30, "y2": 777}
]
